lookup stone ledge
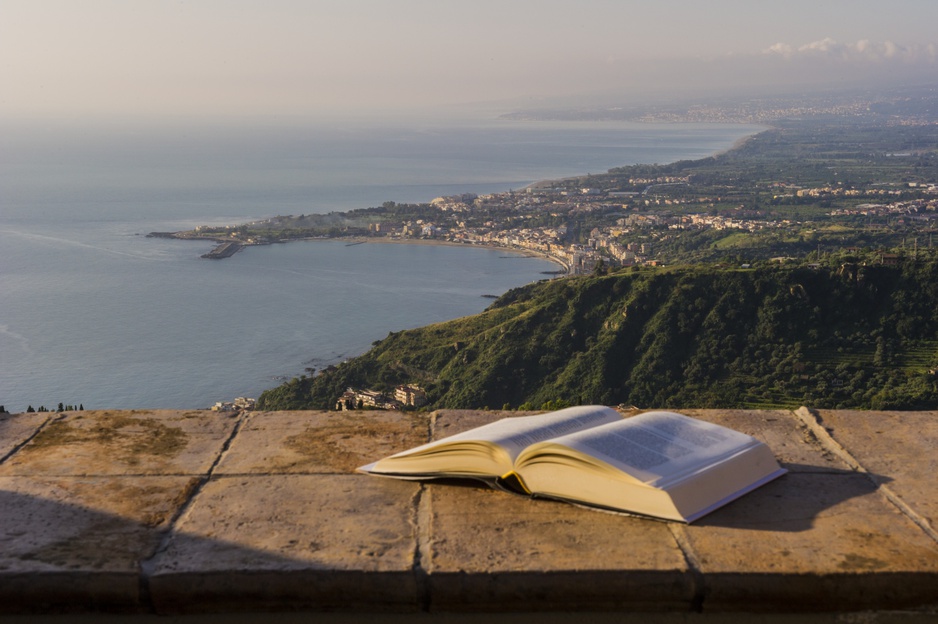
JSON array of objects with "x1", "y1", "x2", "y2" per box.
[{"x1": 0, "y1": 407, "x2": 936, "y2": 616}]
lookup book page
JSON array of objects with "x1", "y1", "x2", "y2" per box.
[
  {"x1": 386, "y1": 405, "x2": 622, "y2": 462},
  {"x1": 533, "y1": 411, "x2": 759, "y2": 485}
]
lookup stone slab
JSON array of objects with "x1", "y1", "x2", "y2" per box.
[
  {"x1": 683, "y1": 471, "x2": 938, "y2": 612},
  {"x1": 0, "y1": 410, "x2": 237, "y2": 476},
  {"x1": 0, "y1": 412, "x2": 50, "y2": 461},
  {"x1": 813, "y1": 409, "x2": 938, "y2": 531},
  {"x1": 148, "y1": 474, "x2": 420, "y2": 613},
  {"x1": 215, "y1": 410, "x2": 429, "y2": 474},
  {"x1": 425, "y1": 484, "x2": 694, "y2": 611},
  {"x1": 2, "y1": 408, "x2": 938, "y2": 616},
  {"x1": 426, "y1": 409, "x2": 938, "y2": 612},
  {"x1": 0, "y1": 475, "x2": 199, "y2": 613}
]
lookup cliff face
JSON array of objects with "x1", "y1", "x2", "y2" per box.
[{"x1": 259, "y1": 261, "x2": 938, "y2": 412}]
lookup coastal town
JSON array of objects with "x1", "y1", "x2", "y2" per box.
[
  {"x1": 152, "y1": 94, "x2": 938, "y2": 276},
  {"x1": 164, "y1": 174, "x2": 938, "y2": 275}
]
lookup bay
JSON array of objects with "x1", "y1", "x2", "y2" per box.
[{"x1": 0, "y1": 116, "x2": 761, "y2": 411}]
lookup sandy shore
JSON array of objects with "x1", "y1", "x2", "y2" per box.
[{"x1": 300, "y1": 235, "x2": 570, "y2": 271}]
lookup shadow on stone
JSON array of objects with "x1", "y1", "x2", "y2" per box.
[
  {"x1": 0, "y1": 485, "x2": 418, "y2": 614},
  {"x1": 0, "y1": 486, "x2": 167, "y2": 613},
  {"x1": 693, "y1": 464, "x2": 889, "y2": 532},
  {"x1": 374, "y1": 464, "x2": 889, "y2": 535}
]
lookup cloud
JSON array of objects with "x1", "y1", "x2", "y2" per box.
[{"x1": 764, "y1": 38, "x2": 937, "y2": 63}]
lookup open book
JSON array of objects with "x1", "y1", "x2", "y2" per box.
[{"x1": 359, "y1": 405, "x2": 786, "y2": 522}]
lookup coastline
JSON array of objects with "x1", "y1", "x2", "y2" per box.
[
  {"x1": 174, "y1": 233, "x2": 572, "y2": 273},
  {"x1": 4, "y1": 121, "x2": 768, "y2": 412},
  {"x1": 223, "y1": 124, "x2": 765, "y2": 391},
  {"x1": 304, "y1": 235, "x2": 570, "y2": 272},
  {"x1": 714, "y1": 124, "x2": 771, "y2": 157},
  {"x1": 162, "y1": 121, "x2": 768, "y2": 275}
]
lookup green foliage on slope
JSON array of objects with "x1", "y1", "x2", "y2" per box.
[{"x1": 258, "y1": 259, "x2": 938, "y2": 411}]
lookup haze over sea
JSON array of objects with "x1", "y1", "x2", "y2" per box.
[{"x1": 0, "y1": 115, "x2": 760, "y2": 411}]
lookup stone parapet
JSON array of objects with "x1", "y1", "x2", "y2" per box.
[{"x1": 0, "y1": 407, "x2": 936, "y2": 617}]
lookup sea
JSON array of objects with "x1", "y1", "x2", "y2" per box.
[{"x1": 0, "y1": 114, "x2": 762, "y2": 411}]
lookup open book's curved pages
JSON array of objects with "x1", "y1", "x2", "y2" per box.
[{"x1": 359, "y1": 406, "x2": 787, "y2": 522}]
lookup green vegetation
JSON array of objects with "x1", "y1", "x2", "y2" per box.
[
  {"x1": 249, "y1": 91, "x2": 938, "y2": 412},
  {"x1": 259, "y1": 259, "x2": 938, "y2": 411}
]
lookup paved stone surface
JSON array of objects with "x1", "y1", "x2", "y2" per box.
[
  {"x1": 0, "y1": 407, "x2": 936, "y2": 616},
  {"x1": 684, "y1": 471, "x2": 938, "y2": 611},
  {"x1": 0, "y1": 412, "x2": 50, "y2": 460},
  {"x1": 425, "y1": 483, "x2": 693, "y2": 611},
  {"x1": 0, "y1": 410, "x2": 237, "y2": 476},
  {"x1": 671, "y1": 408, "x2": 938, "y2": 611},
  {"x1": 216, "y1": 410, "x2": 429, "y2": 474},
  {"x1": 0, "y1": 475, "x2": 198, "y2": 612},
  {"x1": 148, "y1": 474, "x2": 420, "y2": 613},
  {"x1": 813, "y1": 409, "x2": 938, "y2": 532}
]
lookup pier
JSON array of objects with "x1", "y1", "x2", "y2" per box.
[{"x1": 201, "y1": 241, "x2": 243, "y2": 259}]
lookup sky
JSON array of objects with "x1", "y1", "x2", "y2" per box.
[{"x1": 2, "y1": 0, "x2": 936, "y2": 120}]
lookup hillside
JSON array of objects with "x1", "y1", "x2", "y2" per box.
[{"x1": 258, "y1": 259, "x2": 938, "y2": 412}]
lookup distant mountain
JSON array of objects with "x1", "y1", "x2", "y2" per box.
[{"x1": 258, "y1": 260, "x2": 938, "y2": 412}]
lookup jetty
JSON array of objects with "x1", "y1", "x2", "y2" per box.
[
  {"x1": 1, "y1": 406, "x2": 936, "y2": 618},
  {"x1": 201, "y1": 241, "x2": 243, "y2": 259}
]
